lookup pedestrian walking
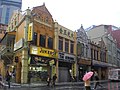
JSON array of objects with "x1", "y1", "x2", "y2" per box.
[
  {"x1": 0, "y1": 74, "x2": 3, "y2": 88},
  {"x1": 83, "y1": 71, "x2": 93, "y2": 90},
  {"x1": 93, "y1": 71, "x2": 103, "y2": 89},
  {"x1": 28, "y1": 71, "x2": 32, "y2": 84},
  {"x1": 52, "y1": 74, "x2": 57, "y2": 87},
  {"x1": 47, "y1": 74, "x2": 51, "y2": 86},
  {"x1": 6, "y1": 71, "x2": 11, "y2": 88},
  {"x1": 84, "y1": 79, "x2": 91, "y2": 90}
]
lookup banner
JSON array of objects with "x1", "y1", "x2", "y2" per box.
[{"x1": 28, "y1": 23, "x2": 33, "y2": 41}]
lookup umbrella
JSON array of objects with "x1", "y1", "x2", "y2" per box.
[{"x1": 82, "y1": 71, "x2": 93, "y2": 81}]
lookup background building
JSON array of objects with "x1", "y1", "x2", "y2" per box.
[
  {"x1": 111, "y1": 29, "x2": 120, "y2": 67},
  {"x1": 90, "y1": 39, "x2": 108, "y2": 80},
  {"x1": 87, "y1": 25, "x2": 118, "y2": 69},
  {"x1": 0, "y1": 0, "x2": 22, "y2": 24},
  {"x1": 117, "y1": 48, "x2": 120, "y2": 67},
  {"x1": 111, "y1": 30, "x2": 120, "y2": 49}
]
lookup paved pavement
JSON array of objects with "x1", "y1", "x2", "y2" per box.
[{"x1": 1, "y1": 80, "x2": 109, "y2": 89}]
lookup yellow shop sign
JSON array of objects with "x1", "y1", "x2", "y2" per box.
[
  {"x1": 28, "y1": 23, "x2": 33, "y2": 41},
  {"x1": 30, "y1": 46, "x2": 58, "y2": 58}
]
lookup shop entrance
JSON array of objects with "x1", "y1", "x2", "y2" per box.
[
  {"x1": 29, "y1": 65, "x2": 48, "y2": 83},
  {"x1": 78, "y1": 65, "x2": 89, "y2": 81},
  {"x1": 58, "y1": 67, "x2": 70, "y2": 82}
]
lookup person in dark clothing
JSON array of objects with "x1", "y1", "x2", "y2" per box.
[
  {"x1": 52, "y1": 74, "x2": 57, "y2": 87},
  {"x1": 91, "y1": 69, "x2": 94, "y2": 81},
  {"x1": 94, "y1": 71, "x2": 103, "y2": 89},
  {"x1": 0, "y1": 74, "x2": 3, "y2": 88},
  {"x1": 6, "y1": 71, "x2": 11, "y2": 88},
  {"x1": 28, "y1": 72, "x2": 32, "y2": 84},
  {"x1": 73, "y1": 76, "x2": 77, "y2": 82},
  {"x1": 47, "y1": 74, "x2": 51, "y2": 86},
  {"x1": 0, "y1": 74, "x2": 2, "y2": 81}
]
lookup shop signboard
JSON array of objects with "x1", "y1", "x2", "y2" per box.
[
  {"x1": 30, "y1": 46, "x2": 58, "y2": 58},
  {"x1": 14, "y1": 38, "x2": 23, "y2": 51},
  {"x1": 78, "y1": 59, "x2": 91, "y2": 65},
  {"x1": 28, "y1": 23, "x2": 33, "y2": 41},
  {"x1": 58, "y1": 52, "x2": 75, "y2": 62}
]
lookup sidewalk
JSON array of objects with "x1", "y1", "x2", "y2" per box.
[{"x1": 2, "y1": 80, "x2": 109, "y2": 88}]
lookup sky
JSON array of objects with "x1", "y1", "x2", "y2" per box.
[{"x1": 22, "y1": 0, "x2": 120, "y2": 31}]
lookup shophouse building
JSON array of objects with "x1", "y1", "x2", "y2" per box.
[
  {"x1": 77, "y1": 25, "x2": 108, "y2": 80},
  {"x1": 87, "y1": 25, "x2": 118, "y2": 70},
  {"x1": 111, "y1": 30, "x2": 120, "y2": 67},
  {"x1": 76, "y1": 25, "x2": 91, "y2": 81},
  {"x1": 90, "y1": 39, "x2": 108, "y2": 80},
  {"x1": 54, "y1": 22, "x2": 77, "y2": 82},
  {"x1": 28, "y1": 4, "x2": 58, "y2": 83},
  {"x1": 0, "y1": 4, "x2": 58, "y2": 84}
]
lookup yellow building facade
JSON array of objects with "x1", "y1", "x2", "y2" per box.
[
  {"x1": 54, "y1": 22, "x2": 77, "y2": 82},
  {"x1": 6, "y1": 4, "x2": 58, "y2": 83}
]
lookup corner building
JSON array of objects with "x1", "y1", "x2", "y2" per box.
[{"x1": 7, "y1": 4, "x2": 57, "y2": 83}]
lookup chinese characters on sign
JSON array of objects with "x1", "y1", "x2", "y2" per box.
[
  {"x1": 28, "y1": 23, "x2": 33, "y2": 41},
  {"x1": 59, "y1": 28, "x2": 74, "y2": 38}
]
